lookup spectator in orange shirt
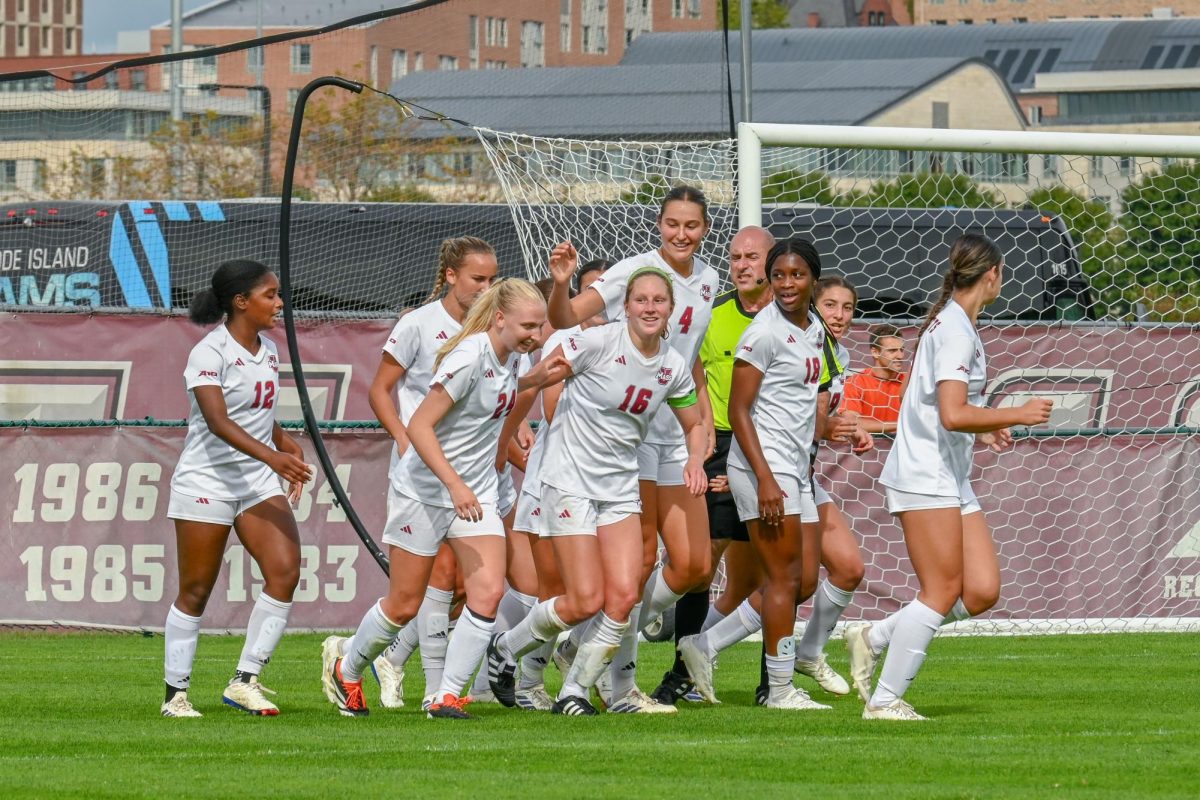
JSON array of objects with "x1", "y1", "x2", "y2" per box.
[{"x1": 843, "y1": 324, "x2": 907, "y2": 434}]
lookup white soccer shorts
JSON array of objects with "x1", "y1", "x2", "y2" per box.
[
  {"x1": 727, "y1": 465, "x2": 819, "y2": 524},
  {"x1": 167, "y1": 486, "x2": 285, "y2": 526},
  {"x1": 539, "y1": 484, "x2": 641, "y2": 537},
  {"x1": 813, "y1": 477, "x2": 833, "y2": 508},
  {"x1": 498, "y1": 466, "x2": 517, "y2": 518},
  {"x1": 382, "y1": 486, "x2": 505, "y2": 557},
  {"x1": 635, "y1": 439, "x2": 688, "y2": 486},
  {"x1": 512, "y1": 489, "x2": 543, "y2": 536},
  {"x1": 885, "y1": 481, "x2": 982, "y2": 516}
]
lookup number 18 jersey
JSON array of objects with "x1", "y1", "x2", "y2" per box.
[{"x1": 540, "y1": 323, "x2": 697, "y2": 503}]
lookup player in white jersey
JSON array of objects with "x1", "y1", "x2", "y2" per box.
[
  {"x1": 322, "y1": 279, "x2": 568, "y2": 720},
  {"x1": 488, "y1": 266, "x2": 708, "y2": 715},
  {"x1": 847, "y1": 233, "x2": 1053, "y2": 721},
  {"x1": 344, "y1": 237, "x2": 497, "y2": 710},
  {"x1": 161, "y1": 260, "x2": 313, "y2": 718},
  {"x1": 547, "y1": 185, "x2": 718, "y2": 708},
  {"x1": 679, "y1": 239, "x2": 832, "y2": 710}
]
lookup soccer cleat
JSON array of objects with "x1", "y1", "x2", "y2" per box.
[
  {"x1": 161, "y1": 691, "x2": 202, "y2": 718},
  {"x1": 765, "y1": 686, "x2": 833, "y2": 711},
  {"x1": 426, "y1": 693, "x2": 474, "y2": 720},
  {"x1": 485, "y1": 634, "x2": 518, "y2": 707},
  {"x1": 515, "y1": 685, "x2": 554, "y2": 711},
  {"x1": 677, "y1": 636, "x2": 718, "y2": 704},
  {"x1": 649, "y1": 669, "x2": 695, "y2": 707},
  {"x1": 472, "y1": 689, "x2": 499, "y2": 704},
  {"x1": 551, "y1": 695, "x2": 599, "y2": 716},
  {"x1": 320, "y1": 635, "x2": 345, "y2": 706},
  {"x1": 682, "y1": 688, "x2": 705, "y2": 703},
  {"x1": 327, "y1": 658, "x2": 368, "y2": 717},
  {"x1": 754, "y1": 684, "x2": 767, "y2": 707},
  {"x1": 795, "y1": 654, "x2": 851, "y2": 696},
  {"x1": 863, "y1": 699, "x2": 927, "y2": 721},
  {"x1": 844, "y1": 622, "x2": 880, "y2": 703},
  {"x1": 222, "y1": 676, "x2": 279, "y2": 716},
  {"x1": 371, "y1": 654, "x2": 405, "y2": 709},
  {"x1": 607, "y1": 687, "x2": 678, "y2": 715},
  {"x1": 592, "y1": 667, "x2": 613, "y2": 710},
  {"x1": 420, "y1": 693, "x2": 437, "y2": 712}
]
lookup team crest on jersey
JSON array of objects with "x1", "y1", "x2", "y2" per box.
[
  {"x1": 615, "y1": 355, "x2": 627, "y2": 365},
  {"x1": 267, "y1": 354, "x2": 278, "y2": 372},
  {"x1": 656, "y1": 367, "x2": 673, "y2": 386},
  {"x1": 568, "y1": 337, "x2": 579, "y2": 351},
  {"x1": 435, "y1": 331, "x2": 449, "y2": 340},
  {"x1": 701, "y1": 284, "x2": 712, "y2": 302}
]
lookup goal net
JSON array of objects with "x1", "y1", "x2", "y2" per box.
[{"x1": 477, "y1": 123, "x2": 1200, "y2": 634}]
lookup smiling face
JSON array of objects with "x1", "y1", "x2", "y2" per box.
[
  {"x1": 729, "y1": 228, "x2": 772, "y2": 293},
  {"x1": 816, "y1": 285, "x2": 856, "y2": 340},
  {"x1": 657, "y1": 199, "x2": 708, "y2": 268},
  {"x1": 495, "y1": 298, "x2": 548, "y2": 354},
  {"x1": 769, "y1": 253, "x2": 815, "y2": 315},
  {"x1": 624, "y1": 272, "x2": 674, "y2": 340},
  {"x1": 447, "y1": 251, "x2": 499, "y2": 310},
  {"x1": 235, "y1": 271, "x2": 283, "y2": 331}
]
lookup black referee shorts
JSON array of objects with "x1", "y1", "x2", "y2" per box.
[{"x1": 705, "y1": 429, "x2": 749, "y2": 543}]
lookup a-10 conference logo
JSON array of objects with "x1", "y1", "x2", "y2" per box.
[{"x1": 0, "y1": 246, "x2": 100, "y2": 307}]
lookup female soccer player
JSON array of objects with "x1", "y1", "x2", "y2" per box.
[
  {"x1": 849, "y1": 233, "x2": 1053, "y2": 721},
  {"x1": 162, "y1": 260, "x2": 313, "y2": 718},
  {"x1": 322, "y1": 279, "x2": 567, "y2": 720},
  {"x1": 548, "y1": 185, "x2": 718, "y2": 707},
  {"x1": 361, "y1": 236, "x2": 497, "y2": 709},
  {"x1": 681, "y1": 239, "x2": 830, "y2": 711},
  {"x1": 488, "y1": 264, "x2": 708, "y2": 715}
]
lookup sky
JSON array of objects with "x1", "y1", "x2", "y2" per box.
[{"x1": 83, "y1": 0, "x2": 210, "y2": 54}]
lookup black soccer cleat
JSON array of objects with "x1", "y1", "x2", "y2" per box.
[
  {"x1": 649, "y1": 670, "x2": 694, "y2": 706},
  {"x1": 426, "y1": 694, "x2": 474, "y2": 720},
  {"x1": 486, "y1": 633, "x2": 517, "y2": 707},
  {"x1": 755, "y1": 683, "x2": 768, "y2": 707},
  {"x1": 551, "y1": 695, "x2": 599, "y2": 716}
]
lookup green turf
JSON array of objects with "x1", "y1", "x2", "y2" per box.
[{"x1": 1, "y1": 631, "x2": 1197, "y2": 799}]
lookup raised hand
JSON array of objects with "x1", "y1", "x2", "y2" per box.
[{"x1": 548, "y1": 241, "x2": 579, "y2": 285}]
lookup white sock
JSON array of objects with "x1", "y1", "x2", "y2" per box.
[
  {"x1": 436, "y1": 607, "x2": 494, "y2": 699},
  {"x1": 868, "y1": 606, "x2": 902, "y2": 654},
  {"x1": 417, "y1": 586, "x2": 453, "y2": 697},
  {"x1": 765, "y1": 653, "x2": 795, "y2": 701},
  {"x1": 164, "y1": 605, "x2": 202, "y2": 689},
  {"x1": 942, "y1": 598, "x2": 970, "y2": 625},
  {"x1": 236, "y1": 592, "x2": 292, "y2": 676},
  {"x1": 700, "y1": 604, "x2": 727, "y2": 633},
  {"x1": 560, "y1": 612, "x2": 626, "y2": 700},
  {"x1": 518, "y1": 638, "x2": 555, "y2": 690},
  {"x1": 796, "y1": 580, "x2": 853, "y2": 663},
  {"x1": 636, "y1": 567, "x2": 685, "y2": 632},
  {"x1": 471, "y1": 588, "x2": 538, "y2": 695},
  {"x1": 697, "y1": 597, "x2": 761, "y2": 659},
  {"x1": 381, "y1": 622, "x2": 419, "y2": 668},
  {"x1": 870, "y1": 599, "x2": 943, "y2": 707},
  {"x1": 609, "y1": 602, "x2": 641, "y2": 699},
  {"x1": 501, "y1": 598, "x2": 567, "y2": 660},
  {"x1": 342, "y1": 601, "x2": 403, "y2": 683}
]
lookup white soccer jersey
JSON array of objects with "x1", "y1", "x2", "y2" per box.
[
  {"x1": 171, "y1": 326, "x2": 282, "y2": 501},
  {"x1": 540, "y1": 323, "x2": 696, "y2": 502},
  {"x1": 590, "y1": 249, "x2": 718, "y2": 444},
  {"x1": 521, "y1": 325, "x2": 580, "y2": 494},
  {"x1": 392, "y1": 332, "x2": 520, "y2": 508},
  {"x1": 880, "y1": 300, "x2": 987, "y2": 496},
  {"x1": 727, "y1": 302, "x2": 824, "y2": 482},
  {"x1": 382, "y1": 300, "x2": 462, "y2": 425}
]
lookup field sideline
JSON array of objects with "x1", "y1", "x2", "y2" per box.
[{"x1": 1, "y1": 632, "x2": 1196, "y2": 799}]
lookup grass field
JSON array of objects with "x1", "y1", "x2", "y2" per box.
[{"x1": 1, "y1": 631, "x2": 1197, "y2": 799}]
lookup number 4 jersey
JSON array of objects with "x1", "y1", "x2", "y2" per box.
[
  {"x1": 540, "y1": 322, "x2": 697, "y2": 503},
  {"x1": 172, "y1": 325, "x2": 282, "y2": 501}
]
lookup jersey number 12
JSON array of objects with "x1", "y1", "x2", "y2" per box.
[{"x1": 251, "y1": 380, "x2": 276, "y2": 409}]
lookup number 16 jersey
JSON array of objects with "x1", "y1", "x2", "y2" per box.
[{"x1": 540, "y1": 322, "x2": 697, "y2": 503}]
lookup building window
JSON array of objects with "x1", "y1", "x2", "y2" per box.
[
  {"x1": 71, "y1": 71, "x2": 87, "y2": 90},
  {"x1": 66, "y1": 0, "x2": 74, "y2": 12},
  {"x1": 931, "y1": 19, "x2": 947, "y2": 25},
  {"x1": 1027, "y1": 105, "x2": 1042, "y2": 124},
  {"x1": 41, "y1": 25, "x2": 49, "y2": 50},
  {"x1": 1014, "y1": 17, "x2": 1028, "y2": 23},
  {"x1": 370, "y1": 45, "x2": 379, "y2": 85},
  {"x1": 689, "y1": 0, "x2": 701, "y2": 18},
  {"x1": 521, "y1": 20, "x2": 545, "y2": 67},
  {"x1": 469, "y1": 15, "x2": 478, "y2": 50},
  {"x1": 1043, "y1": 155, "x2": 1057, "y2": 178},
  {"x1": 0, "y1": 160, "x2": 17, "y2": 191},
  {"x1": 131, "y1": 69, "x2": 146, "y2": 90},
  {"x1": 104, "y1": 71, "x2": 118, "y2": 90},
  {"x1": 1120, "y1": 156, "x2": 1135, "y2": 178},
  {"x1": 287, "y1": 88, "x2": 301, "y2": 112},
  {"x1": 486, "y1": 17, "x2": 509, "y2": 47},
  {"x1": 960, "y1": 18, "x2": 974, "y2": 24},
  {"x1": 413, "y1": 52, "x2": 424, "y2": 71},
  {"x1": 17, "y1": 26, "x2": 26, "y2": 48},
  {"x1": 484, "y1": 60, "x2": 507, "y2": 69},
  {"x1": 65, "y1": 28, "x2": 74, "y2": 51},
  {"x1": 439, "y1": 55, "x2": 459, "y2": 71},
  {"x1": 247, "y1": 46, "x2": 263, "y2": 74},
  {"x1": 1090, "y1": 155, "x2": 1105, "y2": 179},
  {"x1": 291, "y1": 44, "x2": 312, "y2": 73},
  {"x1": 392, "y1": 49, "x2": 407, "y2": 80},
  {"x1": 672, "y1": 0, "x2": 684, "y2": 17},
  {"x1": 932, "y1": 101, "x2": 949, "y2": 128}
]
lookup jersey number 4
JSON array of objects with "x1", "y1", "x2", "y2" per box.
[
  {"x1": 618, "y1": 385, "x2": 653, "y2": 415},
  {"x1": 251, "y1": 380, "x2": 276, "y2": 409},
  {"x1": 491, "y1": 391, "x2": 517, "y2": 420},
  {"x1": 677, "y1": 306, "x2": 694, "y2": 334}
]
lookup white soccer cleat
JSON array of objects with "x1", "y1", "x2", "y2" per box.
[
  {"x1": 371, "y1": 654, "x2": 405, "y2": 709},
  {"x1": 794, "y1": 654, "x2": 851, "y2": 696},
  {"x1": 320, "y1": 635, "x2": 345, "y2": 706},
  {"x1": 863, "y1": 699, "x2": 927, "y2": 721},
  {"x1": 471, "y1": 689, "x2": 500, "y2": 704},
  {"x1": 420, "y1": 693, "x2": 437, "y2": 712},
  {"x1": 607, "y1": 687, "x2": 678, "y2": 715},
  {"x1": 677, "y1": 635, "x2": 718, "y2": 704},
  {"x1": 765, "y1": 686, "x2": 832, "y2": 711},
  {"x1": 222, "y1": 676, "x2": 279, "y2": 716},
  {"x1": 515, "y1": 685, "x2": 554, "y2": 711},
  {"x1": 161, "y1": 691, "x2": 202, "y2": 718},
  {"x1": 592, "y1": 667, "x2": 613, "y2": 710},
  {"x1": 844, "y1": 622, "x2": 879, "y2": 703}
]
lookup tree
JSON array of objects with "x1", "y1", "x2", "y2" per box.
[
  {"x1": 1117, "y1": 163, "x2": 1200, "y2": 321},
  {"x1": 839, "y1": 172, "x2": 1002, "y2": 209},
  {"x1": 1025, "y1": 185, "x2": 1124, "y2": 319},
  {"x1": 721, "y1": 0, "x2": 790, "y2": 29}
]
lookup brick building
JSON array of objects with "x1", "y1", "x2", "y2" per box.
[
  {"x1": 787, "y1": 0, "x2": 912, "y2": 28},
  {"x1": 0, "y1": 0, "x2": 82, "y2": 57},
  {"x1": 147, "y1": 0, "x2": 716, "y2": 111},
  {"x1": 913, "y1": 0, "x2": 1195, "y2": 26},
  {"x1": 0, "y1": 53, "x2": 146, "y2": 90}
]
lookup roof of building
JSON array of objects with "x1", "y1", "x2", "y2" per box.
[
  {"x1": 158, "y1": 0, "x2": 424, "y2": 29},
  {"x1": 785, "y1": 0, "x2": 863, "y2": 28},
  {"x1": 390, "y1": 57, "x2": 1004, "y2": 137},
  {"x1": 621, "y1": 18, "x2": 1200, "y2": 92}
]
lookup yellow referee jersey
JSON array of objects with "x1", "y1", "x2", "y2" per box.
[{"x1": 699, "y1": 289, "x2": 759, "y2": 432}]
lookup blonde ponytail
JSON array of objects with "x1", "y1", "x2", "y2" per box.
[
  {"x1": 434, "y1": 277, "x2": 545, "y2": 369},
  {"x1": 424, "y1": 235, "x2": 496, "y2": 305}
]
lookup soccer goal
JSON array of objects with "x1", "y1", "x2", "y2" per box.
[{"x1": 478, "y1": 122, "x2": 1200, "y2": 635}]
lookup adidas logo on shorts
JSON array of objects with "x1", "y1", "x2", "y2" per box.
[
  {"x1": 531, "y1": 508, "x2": 541, "y2": 517},
  {"x1": 195, "y1": 497, "x2": 210, "y2": 504},
  {"x1": 399, "y1": 524, "x2": 413, "y2": 534},
  {"x1": 615, "y1": 355, "x2": 627, "y2": 365},
  {"x1": 558, "y1": 509, "x2": 571, "y2": 519}
]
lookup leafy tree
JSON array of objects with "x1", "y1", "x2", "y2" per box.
[
  {"x1": 839, "y1": 172, "x2": 1001, "y2": 209},
  {"x1": 722, "y1": 0, "x2": 791, "y2": 29},
  {"x1": 620, "y1": 175, "x2": 673, "y2": 205},
  {"x1": 762, "y1": 169, "x2": 835, "y2": 206},
  {"x1": 1117, "y1": 163, "x2": 1200, "y2": 321}
]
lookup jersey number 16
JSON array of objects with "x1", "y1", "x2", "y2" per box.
[{"x1": 618, "y1": 385, "x2": 653, "y2": 415}]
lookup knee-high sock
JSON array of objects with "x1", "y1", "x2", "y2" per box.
[
  {"x1": 519, "y1": 638, "x2": 556, "y2": 690},
  {"x1": 701, "y1": 603, "x2": 727, "y2": 633},
  {"x1": 765, "y1": 636, "x2": 796, "y2": 702},
  {"x1": 695, "y1": 596, "x2": 761, "y2": 659},
  {"x1": 499, "y1": 598, "x2": 567, "y2": 661},
  {"x1": 559, "y1": 612, "x2": 627, "y2": 701},
  {"x1": 416, "y1": 586, "x2": 453, "y2": 697},
  {"x1": 796, "y1": 580, "x2": 853, "y2": 663},
  {"x1": 869, "y1": 597, "x2": 968, "y2": 654},
  {"x1": 164, "y1": 605, "x2": 202, "y2": 689},
  {"x1": 380, "y1": 621, "x2": 419, "y2": 669},
  {"x1": 609, "y1": 602, "x2": 642, "y2": 700},
  {"x1": 342, "y1": 601, "x2": 403, "y2": 683},
  {"x1": 636, "y1": 567, "x2": 685, "y2": 632},
  {"x1": 870, "y1": 599, "x2": 943, "y2": 707},
  {"x1": 436, "y1": 606, "x2": 494, "y2": 699},
  {"x1": 236, "y1": 592, "x2": 292, "y2": 676},
  {"x1": 671, "y1": 589, "x2": 710, "y2": 676},
  {"x1": 471, "y1": 588, "x2": 537, "y2": 695}
]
